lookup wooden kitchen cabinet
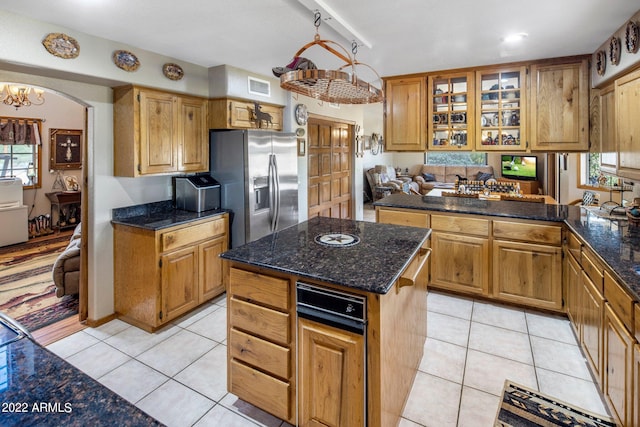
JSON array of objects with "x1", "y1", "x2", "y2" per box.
[
  {"x1": 297, "y1": 317, "x2": 365, "y2": 427},
  {"x1": 492, "y1": 240, "x2": 563, "y2": 311},
  {"x1": 616, "y1": 67, "x2": 640, "y2": 180},
  {"x1": 113, "y1": 213, "x2": 228, "y2": 331},
  {"x1": 384, "y1": 77, "x2": 426, "y2": 151},
  {"x1": 430, "y1": 214, "x2": 489, "y2": 296},
  {"x1": 565, "y1": 249, "x2": 582, "y2": 335},
  {"x1": 603, "y1": 303, "x2": 634, "y2": 427},
  {"x1": 476, "y1": 66, "x2": 527, "y2": 151},
  {"x1": 227, "y1": 266, "x2": 295, "y2": 424},
  {"x1": 427, "y1": 71, "x2": 475, "y2": 150},
  {"x1": 208, "y1": 97, "x2": 283, "y2": 130},
  {"x1": 529, "y1": 59, "x2": 589, "y2": 151},
  {"x1": 581, "y1": 270, "x2": 605, "y2": 387},
  {"x1": 598, "y1": 84, "x2": 617, "y2": 174},
  {"x1": 114, "y1": 85, "x2": 208, "y2": 177}
]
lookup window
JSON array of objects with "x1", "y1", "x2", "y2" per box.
[
  {"x1": 426, "y1": 152, "x2": 487, "y2": 165},
  {"x1": 0, "y1": 144, "x2": 39, "y2": 187},
  {"x1": 580, "y1": 152, "x2": 616, "y2": 187}
]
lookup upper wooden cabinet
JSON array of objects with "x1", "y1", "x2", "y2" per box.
[
  {"x1": 427, "y1": 71, "x2": 475, "y2": 151},
  {"x1": 616, "y1": 67, "x2": 640, "y2": 180},
  {"x1": 598, "y1": 84, "x2": 617, "y2": 174},
  {"x1": 476, "y1": 66, "x2": 527, "y2": 151},
  {"x1": 114, "y1": 85, "x2": 209, "y2": 177},
  {"x1": 529, "y1": 59, "x2": 589, "y2": 151},
  {"x1": 384, "y1": 77, "x2": 425, "y2": 151},
  {"x1": 209, "y1": 98, "x2": 283, "y2": 131}
]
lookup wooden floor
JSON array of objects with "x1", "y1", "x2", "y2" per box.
[
  {"x1": 2, "y1": 229, "x2": 83, "y2": 347},
  {"x1": 32, "y1": 315, "x2": 85, "y2": 346}
]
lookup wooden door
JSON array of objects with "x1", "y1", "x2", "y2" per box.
[
  {"x1": 298, "y1": 317, "x2": 365, "y2": 427},
  {"x1": 581, "y1": 271, "x2": 605, "y2": 387},
  {"x1": 199, "y1": 235, "x2": 227, "y2": 302},
  {"x1": 384, "y1": 77, "x2": 425, "y2": 151},
  {"x1": 616, "y1": 67, "x2": 640, "y2": 180},
  {"x1": 161, "y1": 246, "x2": 199, "y2": 322},
  {"x1": 430, "y1": 232, "x2": 489, "y2": 296},
  {"x1": 308, "y1": 118, "x2": 352, "y2": 219},
  {"x1": 178, "y1": 95, "x2": 208, "y2": 172},
  {"x1": 139, "y1": 90, "x2": 176, "y2": 174},
  {"x1": 603, "y1": 303, "x2": 634, "y2": 427},
  {"x1": 492, "y1": 240, "x2": 562, "y2": 311},
  {"x1": 529, "y1": 59, "x2": 589, "y2": 151}
]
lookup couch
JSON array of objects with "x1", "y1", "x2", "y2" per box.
[
  {"x1": 410, "y1": 164, "x2": 495, "y2": 194},
  {"x1": 365, "y1": 165, "x2": 420, "y2": 199},
  {"x1": 53, "y1": 223, "x2": 81, "y2": 297}
]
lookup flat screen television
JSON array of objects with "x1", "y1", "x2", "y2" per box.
[{"x1": 501, "y1": 155, "x2": 537, "y2": 181}]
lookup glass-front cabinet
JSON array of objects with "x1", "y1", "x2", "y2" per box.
[
  {"x1": 476, "y1": 66, "x2": 527, "y2": 151},
  {"x1": 427, "y1": 72, "x2": 474, "y2": 150}
]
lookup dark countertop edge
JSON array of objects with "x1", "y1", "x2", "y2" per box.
[
  {"x1": 221, "y1": 231, "x2": 430, "y2": 295},
  {"x1": 111, "y1": 208, "x2": 229, "y2": 231}
]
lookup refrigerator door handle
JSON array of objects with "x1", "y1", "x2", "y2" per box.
[
  {"x1": 273, "y1": 154, "x2": 280, "y2": 231},
  {"x1": 268, "y1": 154, "x2": 277, "y2": 232}
]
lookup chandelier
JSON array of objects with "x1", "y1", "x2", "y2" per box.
[
  {"x1": 1, "y1": 85, "x2": 45, "y2": 109},
  {"x1": 275, "y1": 11, "x2": 384, "y2": 105}
]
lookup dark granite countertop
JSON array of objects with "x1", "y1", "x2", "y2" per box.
[
  {"x1": 375, "y1": 194, "x2": 573, "y2": 222},
  {"x1": 374, "y1": 193, "x2": 640, "y2": 301},
  {"x1": 111, "y1": 200, "x2": 229, "y2": 230},
  {"x1": 220, "y1": 216, "x2": 431, "y2": 294},
  {"x1": 0, "y1": 337, "x2": 163, "y2": 427}
]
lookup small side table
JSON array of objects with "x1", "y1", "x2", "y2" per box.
[
  {"x1": 374, "y1": 186, "x2": 393, "y2": 201},
  {"x1": 46, "y1": 191, "x2": 81, "y2": 231}
]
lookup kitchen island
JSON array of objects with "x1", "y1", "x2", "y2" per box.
[{"x1": 220, "y1": 216, "x2": 431, "y2": 426}]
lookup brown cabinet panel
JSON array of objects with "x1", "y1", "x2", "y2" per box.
[
  {"x1": 604, "y1": 303, "x2": 634, "y2": 427},
  {"x1": 139, "y1": 90, "x2": 176, "y2": 174},
  {"x1": 492, "y1": 240, "x2": 562, "y2": 311},
  {"x1": 208, "y1": 98, "x2": 283, "y2": 131},
  {"x1": 530, "y1": 59, "x2": 589, "y2": 151},
  {"x1": 229, "y1": 360, "x2": 290, "y2": 421},
  {"x1": 177, "y1": 96, "x2": 209, "y2": 172},
  {"x1": 633, "y1": 344, "x2": 640, "y2": 427},
  {"x1": 376, "y1": 208, "x2": 430, "y2": 228},
  {"x1": 384, "y1": 77, "x2": 425, "y2": 151},
  {"x1": 199, "y1": 236, "x2": 226, "y2": 302},
  {"x1": 162, "y1": 217, "x2": 226, "y2": 252},
  {"x1": 616, "y1": 67, "x2": 640, "y2": 180},
  {"x1": 229, "y1": 329, "x2": 290, "y2": 379},
  {"x1": 161, "y1": 246, "x2": 199, "y2": 321},
  {"x1": 582, "y1": 271, "x2": 605, "y2": 387},
  {"x1": 229, "y1": 268, "x2": 289, "y2": 310},
  {"x1": 431, "y1": 232, "x2": 489, "y2": 295},
  {"x1": 431, "y1": 214, "x2": 489, "y2": 236},
  {"x1": 298, "y1": 317, "x2": 365, "y2": 427},
  {"x1": 493, "y1": 220, "x2": 561, "y2": 245},
  {"x1": 230, "y1": 298, "x2": 290, "y2": 345},
  {"x1": 604, "y1": 270, "x2": 635, "y2": 332}
]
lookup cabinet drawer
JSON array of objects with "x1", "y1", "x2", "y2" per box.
[
  {"x1": 431, "y1": 214, "x2": 489, "y2": 236},
  {"x1": 604, "y1": 270, "x2": 635, "y2": 332},
  {"x1": 229, "y1": 329, "x2": 290, "y2": 379},
  {"x1": 493, "y1": 220, "x2": 562, "y2": 245},
  {"x1": 161, "y1": 217, "x2": 226, "y2": 252},
  {"x1": 377, "y1": 208, "x2": 429, "y2": 228},
  {"x1": 582, "y1": 249, "x2": 604, "y2": 293},
  {"x1": 230, "y1": 298, "x2": 290, "y2": 345},
  {"x1": 229, "y1": 268, "x2": 289, "y2": 310},
  {"x1": 567, "y1": 232, "x2": 582, "y2": 261},
  {"x1": 229, "y1": 359, "x2": 290, "y2": 421}
]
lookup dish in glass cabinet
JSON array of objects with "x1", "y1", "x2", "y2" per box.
[
  {"x1": 113, "y1": 50, "x2": 140, "y2": 72},
  {"x1": 609, "y1": 36, "x2": 621, "y2": 66},
  {"x1": 42, "y1": 33, "x2": 80, "y2": 59},
  {"x1": 162, "y1": 63, "x2": 184, "y2": 81},
  {"x1": 626, "y1": 20, "x2": 639, "y2": 53},
  {"x1": 596, "y1": 50, "x2": 606, "y2": 76}
]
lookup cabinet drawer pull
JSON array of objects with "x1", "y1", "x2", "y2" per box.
[{"x1": 399, "y1": 248, "x2": 431, "y2": 289}]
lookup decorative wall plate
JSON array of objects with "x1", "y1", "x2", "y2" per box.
[
  {"x1": 113, "y1": 50, "x2": 140, "y2": 72},
  {"x1": 609, "y1": 36, "x2": 621, "y2": 66},
  {"x1": 42, "y1": 33, "x2": 80, "y2": 59},
  {"x1": 596, "y1": 50, "x2": 607, "y2": 76},
  {"x1": 625, "y1": 20, "x2": 639, "y2": 53},
  {"x1": 295, "y1": 103, "x2": 308, "y2": 125},
  {"x1": 162, "y1": 63, "x2": 184, "y2": 81}
]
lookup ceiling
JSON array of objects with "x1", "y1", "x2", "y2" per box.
[{"x1": 0, "y1": 0, "x2": 638, "y2": 79}]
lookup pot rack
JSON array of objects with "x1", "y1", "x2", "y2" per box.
[{"x1": 279, "y1": 11, "x2": 384, "y2": 104}]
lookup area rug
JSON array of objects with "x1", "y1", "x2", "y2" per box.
[
  {"x1": 495, "y1": 381, "x2": 615, "y2": 427},
  {"x1": 0, "y1": 233, "x2": 78, "y2": 331}
]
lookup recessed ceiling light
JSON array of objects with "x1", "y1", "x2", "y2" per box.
[{"x1": 502, "y1": 33, "x2": 528, "y2": 43}]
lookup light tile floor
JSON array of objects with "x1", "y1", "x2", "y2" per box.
[{"x1": 47, "y1": 290, "x2": 610, "y2": 427}]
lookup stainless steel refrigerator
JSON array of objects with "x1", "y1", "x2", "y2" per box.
[{"x1": 210, "y1": 129, "x2": 298, "y2": 248}]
